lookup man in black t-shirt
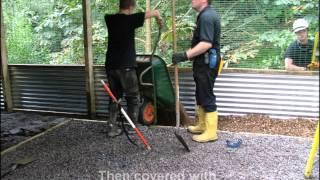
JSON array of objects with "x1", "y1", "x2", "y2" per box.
[
  {"x1": 171, "y1": 0, "x2": 221, "y2": 143},
  {"x1": 105, "y1": 0, "x2": 162, "y2": 137},
  {"x1": 285, "y1": 18, "x2": 314, "y2": 71}
]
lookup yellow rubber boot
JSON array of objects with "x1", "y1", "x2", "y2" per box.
[
  {"x1": 187, "y1": 106, "x2": 205, "y2": 134},
  {"x1": 192, "y1": 111, "x2": 218, "y2": 143}
]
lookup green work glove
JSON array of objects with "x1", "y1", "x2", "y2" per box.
[{"x1": 172, "y1": 52, "x2": 188, "y2": 64}]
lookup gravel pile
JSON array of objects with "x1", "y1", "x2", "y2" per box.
[{"x1": 1, "y1": 120, "x2": 318, "y2": 180}]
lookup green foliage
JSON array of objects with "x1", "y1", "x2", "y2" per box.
[
  {"x1": 4, "y1": 1, "x2": 50, "y2": 64},
  {"x1": 2, "y1": 0, "x2": 319, "y2": 69},
  {"x1": 216, "y1": 0, "x2": 319, "y2": 69},
  {"x1": 33, "y1": 1, "x2": 84, "y2": 64}
]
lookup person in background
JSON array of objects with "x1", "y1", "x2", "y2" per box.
[
  {"x1": 172, "y1": 0, "x2": 221, "y2": 143},
  {"x1": 285, "y1": 18, "x2": 314, "y2": 71},
  {"x1": 104, "y1": 0, "x2": 162, "y2": 137}
]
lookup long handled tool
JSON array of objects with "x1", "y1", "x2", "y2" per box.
[
  {"x1": 101, "y1": 80, "x2": 151, "y2": 150},
  {"x1": 172, "y1": 0, "x2": 190, "y2": 152},
  {"x1": 174, "y1": 67, "x2": 190, "y2": 152}
]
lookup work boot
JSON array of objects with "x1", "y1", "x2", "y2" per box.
[
  {"x1": 187, "y1": 106, "x2": 205, "y2": 134},
  {"x1": 107, "y1": 103, "x2": 122, "y2": 137},
  {"x1": 192, "y1": 111, "x2": 218, "y2": 142},
  {"x1": 127, "y1": 96, "x2": 141, "y2": 124},
  {"x1": 127, "y1": 106, "x2": 139, "y2": 124},
  {"x1": 107, "y1": 123, "x2": 122, "y2": 137}
]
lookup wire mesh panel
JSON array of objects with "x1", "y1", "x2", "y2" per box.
[
  {"x1": 216, "y1": 1, "x2": 319, "y2": 69},
  {"x1": 3, "y1": 0, "x2": 318, "y2": 68},
  {"x1": 174, "y1": 0, "x2": 319, "y2": 69},
  {"x1": 91, "y1": 0, "x2": 174, "y2": 65},
  {"x1": 3, "y1": 0, "x2": 84, "y2": 65}
]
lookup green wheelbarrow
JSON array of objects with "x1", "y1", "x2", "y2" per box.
[{"x1": 136, "y1": 54, "x2": 176, "y2": 125}]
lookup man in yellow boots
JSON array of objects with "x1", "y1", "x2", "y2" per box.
[{"x1": 172, "y1": 0, "x2": 221, "y2": 142}]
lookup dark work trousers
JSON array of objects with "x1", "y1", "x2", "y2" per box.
[
  {"x1": 106, "y1": 68, "x2": 140, "y2": 124},
  {"x1": 193, "y1": 63, "x2": 219, "y2": 112}
]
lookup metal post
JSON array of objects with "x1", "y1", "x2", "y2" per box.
[
  {"x1": 0, "y1": 1, "x2": 13, "y2": 111},
  {"x1": 82, "y1": 0, "x2": 96, "y2": 118}
]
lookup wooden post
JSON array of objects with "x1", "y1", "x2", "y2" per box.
[
  {"x1": 0, "y1": 2, "x2": 13, "y2": 111},
  {"x1": 171, "y1": 0, "x2": 177, "y2": 52},
  {"x1": 145, "y1": 0, "x2": 151, "y2": 53},
  {"x1": 172, "y1": 0, "x2": 180, "y2": 126},
  {"x1": 82, "y1": 0, "x2": 96, "y2": 118}
]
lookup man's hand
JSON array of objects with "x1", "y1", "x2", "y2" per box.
[
  {"x1": 172, "y1": 52, "x2": 188, "y2": 64},
  {"x1": 307, "y1": 62, "x2": 319, "y2": 71},
  {"x1": 156, "y1": 18, "x2": 163, "y2": 28}
]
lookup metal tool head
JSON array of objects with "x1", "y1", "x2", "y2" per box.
[{"x1": 174, "y1": 131, "x2": 190, "y2": 152}]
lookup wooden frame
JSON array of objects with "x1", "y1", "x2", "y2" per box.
[
  {"x1": 82, "y1": 0, "x2": 96, "y2": 118},
  {"x1": 1, "y1": 1, "x2": 13, "y2": 111}
]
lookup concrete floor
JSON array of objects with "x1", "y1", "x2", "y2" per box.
[{"x1": 1, "y1": 120, "x2": 319, "y2": 180}]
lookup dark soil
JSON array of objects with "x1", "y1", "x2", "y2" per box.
[{"x1": 1, "y1": 111, "x2": 68, "y2": 151}]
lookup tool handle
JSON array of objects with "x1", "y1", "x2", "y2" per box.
[
  {"x1": 172, "y1": 0, "x2": 180, "y2": 129},
  {"x1": 101, "y1": 80, "x2": 118, "y2": 103},
  {"x1": 134, "y1": 128, "x2": 151, "y2": 150},
  {"x1": 174, "y1": 66, "x2": 180, "y2": 128}
]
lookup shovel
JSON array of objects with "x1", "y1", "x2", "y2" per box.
[
  {"x1": 171, "y1": 0, "x2": 190, "y2": 152},
  {"x1": 174, "y1": 66, "x2": 190, "y2": 152}
]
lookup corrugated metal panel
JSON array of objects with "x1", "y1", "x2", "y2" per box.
[
  {"x1": 9, "y1": 65, "x2": 88, "y2": 114},
  {"x1": 5, "y1": 64, "x2": 319, "y2": 120},
  {"x1": 0, "y1": 80, "x2": 4, "y2": 110},
  {"x1": 171, "y1": 70, "x2": 319, "y2": 119},
  {"x1": 94, "y1": 67, "x2": 109, "y2": 117},
  {"x1": 94, "y1": 67, "x2": 130, "y2": 118}
]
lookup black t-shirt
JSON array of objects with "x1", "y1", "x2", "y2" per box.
[
  {"x1": 191, "y1": 6, "x2": 221, "y2": 68},
  {"x1": 105, "y1": 12, "x2": 145, "y2": 70},
  {"x1": 285, "y1": 40, "x2": 314, "y2": 67}
]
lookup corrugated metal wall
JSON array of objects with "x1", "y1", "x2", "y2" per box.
[
  {"x1": 4, "y1": 64, "x2": 319, "y2": 120},
  {"x1": 215, "y1": 73, "x2": 319, "y2": 119},
  {"x1": 94, "y1": 67, "x2": 109, "y2": 117},
  {"x1": 93, "y1": 67, "x2": 129, "y2": 117},
  {"x1": 170, "y1": 69, "x2": 319, "y2": 119},
  {"x1": 9, "y1": 65, "x2": 88, "y2": 114}
]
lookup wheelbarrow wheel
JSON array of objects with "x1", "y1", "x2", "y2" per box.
[{"x1": 139, "y1": 100, "x2": 155, "y2": 125}]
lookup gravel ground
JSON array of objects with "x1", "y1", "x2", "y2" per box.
[
  {"x1": 1, "y1": 110, "x2": 318, "y2": 151},
  {"x1": 1, "y1": 120, "x2": 319, "y2": 180}
]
